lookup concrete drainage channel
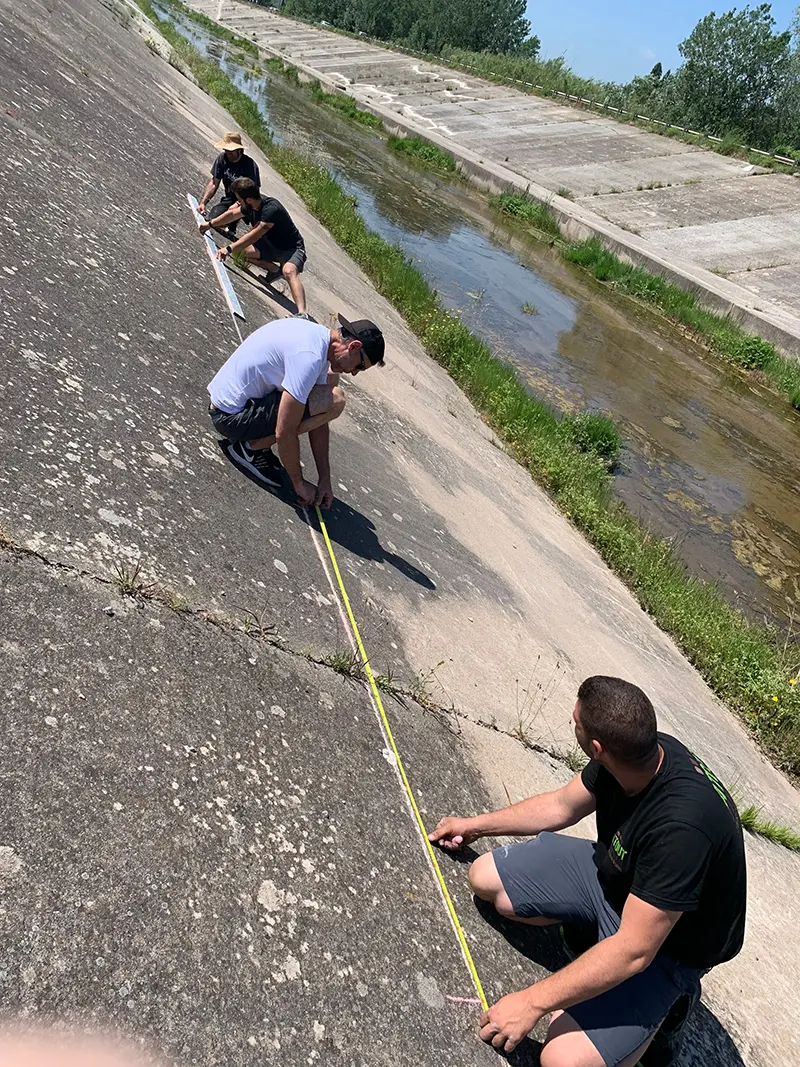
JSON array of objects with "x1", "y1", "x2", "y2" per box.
[
  {"x1": 3, "y1": 0, "x2": 800, "y2": 1065},
  {"x1": 186, "y1": 0, "x2": 800, "y2": 359},
  {"x1": 154, "y1": 3, "x2": 800, "y2": 639}
]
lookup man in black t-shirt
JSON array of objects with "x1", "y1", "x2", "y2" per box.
[
  {"x1": 429, "y1": 675, "x2": 747, "y2": 1067},
  {"x1": 196, "y1": 131, "x2": 260, "y2": 238},
  {"x1": 199, "y1": 176, "x2": 309, "y2": 318}
]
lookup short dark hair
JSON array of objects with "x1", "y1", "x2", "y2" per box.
[
  {"x1": 231, "y1": 176, "x2": 260, "y2": 200},
  {"x1": 577, "y1": 676, "x2": 657, "y2": 763}
]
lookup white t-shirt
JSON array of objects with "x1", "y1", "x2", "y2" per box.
[{"x1": 208, "y1": 319, "x2": 331, "y2": 413}]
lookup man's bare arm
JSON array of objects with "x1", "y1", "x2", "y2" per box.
[
  {"x1": 428, "y1": 774, "x2": 596, "y2": 850},
  {"x1": 200, "y1": 202, "x2": 243, "y2": 233},
  {"x1": 275, "y1": 392, "x2": 316, "y2": 506},
  {"x1": 197, "y1": 176, "x2": 220, "y2": 213}
]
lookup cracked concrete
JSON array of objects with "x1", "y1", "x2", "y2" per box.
[
  {"x1": 186, "y1": 0, "x2": 800, "y2": 356},
  {"x1": 2, "y1": 0, "x2": 799, "y2": 1062}
]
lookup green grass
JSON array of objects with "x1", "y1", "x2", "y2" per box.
[
  {"x1": 739, "y1": 804, "x2": 800, "y2": 850},
  {"x1": 138, "y1": 2, "x2": 800, "y2": 777},
  {"x1": 493, "y1": 194, "x2": 800, "y2": 411},
  {"x1": 490, "y1": 191, "x2": 560, "y2": 237},
  {"x1": 521, "y1": 302, "x2": 538, "y2": 315},
  {"x1": 387, "y1": 134, "x2": 458, "y2": 173},
  {"x1": 264, "y1": 55, "x2": 300, "y2": 83},
  {"x1": 309, "y1": 81, "x2": 383, "y2": 129}
]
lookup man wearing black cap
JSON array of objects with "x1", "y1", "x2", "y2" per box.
[{"x1": 207, "y1": 314, "x2": 385, "y2": 507}]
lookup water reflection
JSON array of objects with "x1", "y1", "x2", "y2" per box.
[{"x1": 160, "y1": 4, "x2": 800, "y2": 630}]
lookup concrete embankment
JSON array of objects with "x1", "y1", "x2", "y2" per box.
[
  {"x1": 1, "y1": 0, "x2": 798, "y2": 1064},
  {"x1": 187, "y1": 0, "x2": 800, "y2": 359}
]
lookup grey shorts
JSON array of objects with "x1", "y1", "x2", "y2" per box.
[
  {"x1": 253, "y1": 239, "x2": 307, "y2": 272},
  {"x1": 493, "y1": 833, "x2": 703, "y2": 1067},
  {"x1": 208, "y1": 392, "x2": 310, "y2": 442}
]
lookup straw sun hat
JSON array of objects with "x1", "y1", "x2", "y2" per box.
[{"x1": 214, "y1": 131, "x2": 245, "y2": 151}]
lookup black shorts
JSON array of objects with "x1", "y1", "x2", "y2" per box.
[
  {"x1": 208, "y1": 393, "x2": 310, "y2": 442},
  {"x1": 253, "y1": 239, "x2": 307, "y2": 272}
]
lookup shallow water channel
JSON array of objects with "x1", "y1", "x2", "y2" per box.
[{"x1": 162, "y1": 6, "x2": 800, "y2": 632}]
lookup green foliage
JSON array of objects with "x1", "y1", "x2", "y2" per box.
[
  {"x1": 489, "y1": 192, "x2": 560, "y2": 236},
  {"x1": 283, "y1": 0, "x2": 538, "y2": 55},
  {"x1": 561, "y1": 411, "x2": 622, "y2": 467},
  {"x1": 739, "y1": 804, "x2": 800, "y2": 850},
  {"x1": 139, "y1": 2, "x2": 800, "y2": 775},
  {"x1": 387, "y1": 134, "x2": 458, "y2": 171},
  {"x1": 678, "y1": 5, "x2": 791, "y2": 147},
  {"x1": 437, "y1": 6, "x2": 800, "y2": 161},
  {"x1": 310, "y1": 83, "x2": 383, "y2": 127}
]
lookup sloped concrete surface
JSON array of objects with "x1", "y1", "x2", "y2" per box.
[{"x1": 1, "y1": 0, "x2": 799, "y2": 1064}]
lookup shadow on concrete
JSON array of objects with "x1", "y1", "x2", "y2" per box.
[
  {"x1": 317, "y1": 497, "x2": 436, "y2": 590},
  {"x1": 219, "y1": 441, "x2": 436, "y2": 589},
  {"x1": 470, "y1": 897, "x2": 747, "y2": 1067}
]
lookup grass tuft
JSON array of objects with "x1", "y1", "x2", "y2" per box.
[
  {"x1": 739, "y1": 804, "x2": 800, "y2": 850},
  {"x1": 322, "y1": 649, "x2": 367, "y2": 680},
  {"x1": 388, "y1": 134, "x2": 458, "y2": 173},
  {"x1": 138, "y1": 1, "x2": 800, "y2": 776},
  {"x1": 112, "y1": 559, "x2": 156, "y2": 598},
  {"x1": 521, "y1": 301, "x2": 538, "y2": 315},
  {"x1": 310, "y1": 82, "x2": 383, "y2": 128},
  {"x1": 489, "y1": 192, "x2": 560, "y2": 237}
]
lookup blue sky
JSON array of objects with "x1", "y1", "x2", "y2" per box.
[{"x1": 527, "y1": 0, "x2": 797, "y2": 83}]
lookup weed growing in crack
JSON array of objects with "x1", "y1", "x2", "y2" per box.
[
  {"x1": 112, "y1": 559, "x2": 156, "y2": 598},
  {"x1": 563, "y1": 744, "x2": 589, "y2": 772},
  {"x1": 322, "y1": 649, "x2": 367, "y2": 680},
  {"x1": 238, "y1": 605, "x2": 278, "y2": 641}
]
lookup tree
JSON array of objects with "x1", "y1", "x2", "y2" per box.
[{"x1": 676, "y1": 4, "x2": 791, "y2": 145}]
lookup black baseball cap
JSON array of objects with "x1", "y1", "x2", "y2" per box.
[{"x1": 338, "y1": 313, "x2": 385, "y2": 366}]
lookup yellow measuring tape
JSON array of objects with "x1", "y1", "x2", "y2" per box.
[{"x1": 314, "y1": 505, "x2": 489, "y2": 1011}]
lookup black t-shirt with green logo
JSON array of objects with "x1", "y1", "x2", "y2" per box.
[{"x1": 581, "y1": 733, "x2": 746, "y2": 969}]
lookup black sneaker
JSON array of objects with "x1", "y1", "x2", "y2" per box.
[
  {"x1": 292, "y1": 311, "x2": 313, "y2": 321},
  {"x1": 228, "y1": 442, "x2": 283, "y2": 487},
  {"x1": 262, "y1": 269, "x2": 282, "y2": 286}
]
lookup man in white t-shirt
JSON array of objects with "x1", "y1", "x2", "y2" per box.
[{"x1": 208, "y1": 314, "x2": 385, "y2": 507}]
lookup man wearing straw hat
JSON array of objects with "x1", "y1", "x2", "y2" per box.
[{"x1": 196, "y1": 131, "x2": 260, "y2": 238}]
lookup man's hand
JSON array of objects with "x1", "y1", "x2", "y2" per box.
[
  {"x1": 199, "y1": 220, "x2": 211, "y2": 234},
  {"x1": 427, "y1": 815, "x2": 482, "y2": 851},
  {"x1": 197, "y1": 202, "x2": 207, "y2": 217},
  {"x1": 315, "y1": 477, "x2": 333, "y2": 510},
  {"x1": 217, "y1": 246, "x2": 231, "y2": 261},
  {"x1": 479, "y1": 989, "x2": 542, "y2": 1053},
  {"x1": 294, "y1": 478, "x2": 317, "y2": 507}
]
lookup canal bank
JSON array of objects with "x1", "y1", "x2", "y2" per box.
[
  {"x1": 155, "y1": 0, "x2": 800, "y2": 640},
  {"x1": 4, "y1": 0, "x2": 800, "y2": 1060}
]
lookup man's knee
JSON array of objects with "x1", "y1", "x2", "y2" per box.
[
  {"x1": 468, "y1": 853, "x2": 502, "y2": 901},
  {"x1": 330, "y1": 385, "x2": 345, "y2": 420},
  {"x1": 282, "y1": 262, "x2": 297, "y2": 279},
  {"x1": 540, "y1": 1013, "x2": 589, "y2": 1067},
  {"x1": 307, "y1": 384, "x2": 346, "y2": 420}
]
